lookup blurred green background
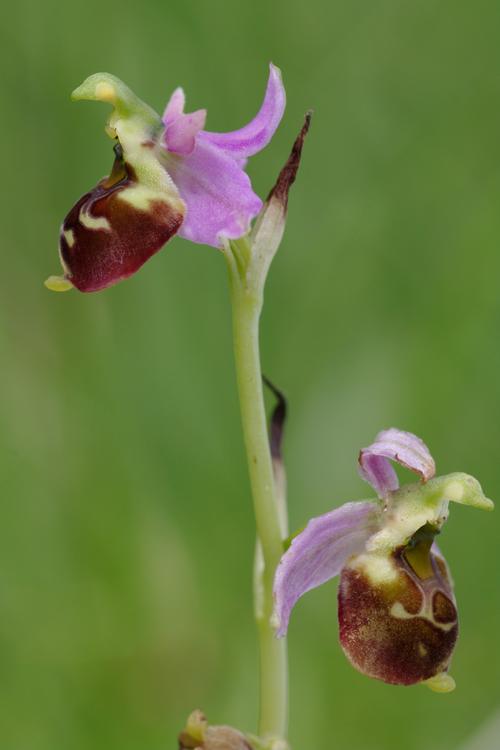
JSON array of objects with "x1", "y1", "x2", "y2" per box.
[{"x1": 1, "y1": 0, "x2": 500, "y2": 748}]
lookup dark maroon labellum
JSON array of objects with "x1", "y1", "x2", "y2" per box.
[
  {"x1": 59, "y1": 150, "x2": 184, "y2": 292},
  {"x1": 338, "y1": 536, "x2": 458, "y2": 686}
]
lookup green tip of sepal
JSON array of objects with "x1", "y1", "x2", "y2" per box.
[
  {"x1": 424, "y1": 672, "x2": 456, "y2": 693},
  {"x1": 71, "y1": 73, "x2": 122, "y2": 103},
  {"x1": 70, "y1": 72, "x2": 161, "y2": 134},
  {"x1": 44, "y1": 275, "x2": 73, "y2": 292},
  {"x1": 434, "y1": 473, "x2": 494, "y2": 512}
]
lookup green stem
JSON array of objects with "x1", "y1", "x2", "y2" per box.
[{"x1": 226, "y1": 253, "x2": 288, "y2": 743}]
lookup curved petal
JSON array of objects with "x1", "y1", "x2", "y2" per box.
[
  {"x1": 272, "y1": 501, "x2": 381, "y2": 638},
  {"x1": 199, "y1": 63, "x2": 286, "y2": 159},
  {"x1": 358, "y1": 428, "x2": 436, "y2": 498},
  {"x1": 162, "y1": 139, "x2": 262, "y2": 246}
]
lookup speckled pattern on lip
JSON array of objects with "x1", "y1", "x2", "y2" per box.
[{"x1": 338, "y1": 542, "x2": 458, "y2": 686}]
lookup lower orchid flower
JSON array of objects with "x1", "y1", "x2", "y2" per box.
[
  {"x1": 273, "y1": 428, "x2": 493, "y2": 691},
  {"x1": 45, "y1": 65, "x2": 285, "y2": 293}
]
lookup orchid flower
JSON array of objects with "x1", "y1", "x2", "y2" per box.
[
  {"x1": 273, "y1": 428, "x2": 493, "y2": 691},
  {"x1": 45, "y1": 65, "x2": 285, "y2": 293}
]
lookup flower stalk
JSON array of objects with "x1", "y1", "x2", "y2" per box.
[
  {"x1": 226, "y1": 246, "x2": 288, "y2": 742},
  {"x1": 223, "y1": 115, "x2": 310, "y2": 744}
]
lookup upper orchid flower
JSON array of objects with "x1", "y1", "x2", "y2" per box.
[
  {"x1": 45, "y1": 65, "x2": 285, "y2": 293},
  {"x1": 273, "y1": 428, "x2": 493, "y2": 691}
]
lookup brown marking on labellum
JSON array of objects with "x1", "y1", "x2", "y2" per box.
[
  {"x1": 59, "y1": 153, "x2": 184, "y2": 292},
  {"x1": 338, "y1": 539, "x2": 458, "y2": 685},
  {"x1": 432, "y1": 591, "x2": 457, "y2": 624}
]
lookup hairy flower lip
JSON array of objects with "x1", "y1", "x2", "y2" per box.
[
  {"x1": 338, "y1": 541, "x2": 458, "y2": 686},
  {"x1": 57, "y1": 151, "x2": 184, "y2": 293}
]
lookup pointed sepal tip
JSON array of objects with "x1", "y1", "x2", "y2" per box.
[
  {"x1": 425, "y1": 473, "x2": 494, "y2": 512},
  {"x1": 70, "y1": 72, "x2": 161, "y2": 134}
]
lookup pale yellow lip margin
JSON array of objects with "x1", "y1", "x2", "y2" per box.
[
  {"x1": 424, "y1": 672, "x2": 456, "y2": 693},
  {"x1": 44, "y1": 275, "x2": 73, "y2": 292}
]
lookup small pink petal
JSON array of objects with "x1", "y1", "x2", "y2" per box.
[
  {"x1": 165, "y1": 109, "x2": 207, "y2": 155},
  {"x1": 163, "y1": 86, "x2": 186, "y2": 125},
  {"x1": 359, "y1": 428, "x2": 436, "y2": 498},
  {"x1": 273, "y1": 501, "x2": 380, "y2": 638}
]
